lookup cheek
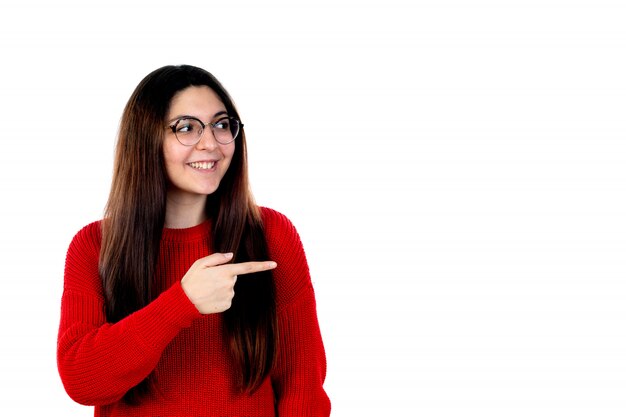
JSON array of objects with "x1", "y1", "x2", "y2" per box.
[
  {"x1": 221, "y1": 144, "x2": 236, "y2": 167},
  {"x1": 162, "y1": 146, "x2": 173, "y2": 170},
  {"x1": 162, "y1": 142, "x2": 184, "y2": 176},
  {"x1": 162, "y1": 140, "x2": 173, "y2": 163}
]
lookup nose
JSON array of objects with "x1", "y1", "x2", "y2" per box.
[{"x1": 195, "y1": 127, "x2": 219, "y2": 150}]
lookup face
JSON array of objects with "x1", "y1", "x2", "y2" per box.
[{"x1": 163, "y1": 86, "x2": 236, "y2": 203}]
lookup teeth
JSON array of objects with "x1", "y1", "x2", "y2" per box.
[{"x1": 189, "y1": 161, "x2": 215, "y2": 169}]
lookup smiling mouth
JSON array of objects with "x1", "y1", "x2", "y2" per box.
[{"x1": 188, "y1": 161, "x2": 216, "y2": 170}]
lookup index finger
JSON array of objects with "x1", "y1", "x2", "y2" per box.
[{"x1": 227, "y1": 261, "x2": 277, "y2": 276}]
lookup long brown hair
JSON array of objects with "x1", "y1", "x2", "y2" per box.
[{"x1": 99, "y1": 65, "x2": 277, "y2": 403}]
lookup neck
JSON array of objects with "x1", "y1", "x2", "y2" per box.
[{"x1": 164, "y1": 192, "x2": 208, "y2": 229}]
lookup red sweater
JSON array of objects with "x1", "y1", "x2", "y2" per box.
[{"x1": 57, "y1": 207, "x2": 330, "y2": 417}]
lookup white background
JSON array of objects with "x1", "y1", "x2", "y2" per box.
[{"x1": 1, "y1": 0, "x2": 625, "y2": 416}]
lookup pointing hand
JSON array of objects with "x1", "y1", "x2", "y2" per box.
[{"x1": 181, "y1": 252, "x2": 277, "y2": 314}]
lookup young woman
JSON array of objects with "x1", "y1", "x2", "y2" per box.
[{"x1": 57, "y1": 65, "x2": 331, "y2": 416}]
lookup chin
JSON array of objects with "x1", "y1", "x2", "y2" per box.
[{"x1": 198, "y1": 183, "x2": 221, "y2": 196}]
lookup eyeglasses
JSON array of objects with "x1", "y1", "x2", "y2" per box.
[{"x1": 168, "y1": 116, "x2": 243, "y2": 146}]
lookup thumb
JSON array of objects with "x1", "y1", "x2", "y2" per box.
[{"x1": 197, "y1": 252, "x2": 234, "y2": 268}]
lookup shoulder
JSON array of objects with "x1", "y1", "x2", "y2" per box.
[
  {"x1": 68, "y1": 220, "x2": 103, "y2": 252},
  {"x1": 259, "y1": 206, "x2": 305, "y2": 256},
  {"x1": 64, "y1": 220, "x2": 103, "y2": 295},
  {"x1": 259, "y1": 206, "x2": 295, "y2": 230},
  {"x1": 259, "y1": 207, "x2": 312, "y2": 308},
  {"x1": 66, "y1": 220, "x2": 103, "y2": 261}
]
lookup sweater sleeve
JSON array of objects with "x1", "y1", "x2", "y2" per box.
[
  {"x1": 272, "y1": 287, "x2": 331, "y2": 417},
  {"x1": 56, "y1": 222, "x2": 201, "y2": 406},
  {"x1": 262, "y1": 208, "x2": 331, "y2": 416}
]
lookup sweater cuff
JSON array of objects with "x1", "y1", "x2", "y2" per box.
[{"x1": 133, "y1": 281, "x2": 202, "y2": 351}]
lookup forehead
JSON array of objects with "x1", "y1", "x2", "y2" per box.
[{"x1": 168, "y1": 86, "x2": 225, "y2": 117}]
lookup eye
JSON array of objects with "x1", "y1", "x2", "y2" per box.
[
  {"x1": 213, "y1": 118, "x2": 230, "y2": 131},
  {"x1": 175, "y1": 119, "x2": 200, "y2": 134}
]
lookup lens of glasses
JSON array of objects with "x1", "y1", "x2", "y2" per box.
[
  {"x1": 172, "y1": 117, "x2": 240, "y2": 146},
  {"x1": 212, "y1": 117, "x2": 240, "y2": 144}
]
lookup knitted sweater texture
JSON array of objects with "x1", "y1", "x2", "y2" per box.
[{"x1": 57, "y1": 207, "x2": 330, "y2": 416}]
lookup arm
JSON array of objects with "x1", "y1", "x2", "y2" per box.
[
  {"x1": 262, "y1": 208, "x2": 331, "y2": 416},
  {"x1": 272, "y1": 286, "x2": 331, "y2": 417},
  {"x1": 56, "y1": 223, "x2": 200, "y2": 405}
]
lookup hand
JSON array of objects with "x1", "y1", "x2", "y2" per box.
[{"x1": 180, "y1": 252, "x2": 277, "y2": 314}]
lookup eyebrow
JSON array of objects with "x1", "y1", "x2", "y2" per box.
[{"x1": 167, "y1": 110, "x2": 228, "y2": 124}]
